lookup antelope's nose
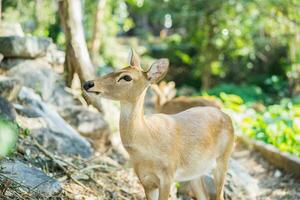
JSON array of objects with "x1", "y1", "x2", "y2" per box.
[{"x1": 83, "y1": 80, "x2": 95, "y2": 91}]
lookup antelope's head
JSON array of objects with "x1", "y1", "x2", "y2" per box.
[{"x1": 83, "y1": 49, "x2": 169, "y2": 102}]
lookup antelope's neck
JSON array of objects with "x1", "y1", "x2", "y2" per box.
[{"x1": 119, "y1": 88, "x2": 147, "y2": 147}]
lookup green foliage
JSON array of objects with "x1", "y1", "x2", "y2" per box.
[
  {"x1": 208, "y1": 84, "x2": 268, "y2": 103},
  {"x1": 2, "y1": 0, "x2": 57, "y2": 37},
  {"x1": 0, "y1": 118, "x2": 19, "y2": 159},
  {"x1": 220, "y1": 94, "x2": 300, "y2": 157},
  {"x1": 129, "y1": 0, "x2": 300, "y2": 94}
]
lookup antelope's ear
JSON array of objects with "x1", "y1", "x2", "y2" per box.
[
  {"x1": 128, "y1": 48, "x2": 141, "y2": 67},
  {"x1": 147, "y1": 59, "x2": 169, "y2": 83}
]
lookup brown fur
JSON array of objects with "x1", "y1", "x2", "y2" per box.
[
  {"x1": 84, "y1": 49, "x2": 234, "y2": 200},
  {"x1": 151, "y1": 81, "x2": 222, "y2": 114}
]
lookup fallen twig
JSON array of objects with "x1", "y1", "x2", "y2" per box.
[{"x1": 33, "y1": 140, "x2": 98, "y2": 196}]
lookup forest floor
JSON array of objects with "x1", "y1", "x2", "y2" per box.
[
  {"x1": 60, "y1": 141, "x2": 300, "y2": 200},
  {"x1": 3, "y1": 139, "x2": 299, "y2": 200},
  {"x1": 233, "y1": 142, "x2": 300, "y2": 200}
]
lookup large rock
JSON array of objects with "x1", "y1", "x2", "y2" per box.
[
  {"x1": 46, "y1": 43, "x2": 65, "y2": 66},
  {"x1": 0, "y1": 159, "x2": 62, "y2": 197},
  {"x1": 48, "y1": 84, "x2": 79, "y2": 109},
  {"x1": 17, "y1": 87, "x2": 93, "y2": 158},
  {"x1": 32, "y1": 128, "x2": 93, "y2": 157},
  {"x1": 62, "y1": 106, "x2": 110, "y2": 148},
  {"x1": 0, "y1": 36, "x2": 51, "y2": 58},
  {"x1": 0, "y1": 53, "x2": 3, "y2": 63},
  {"x1": 6, "y1": 59, "x2": 58, "y2": 101},
  {"x1": 0, "y1": 97, "x2": 16, "y2": 120},
  {"x1": 0, "y1": 58, "x2": 33, "y2": 70},
  {"x1": 0, "y1": 22, "x2": 24, "y2": 37},
  {"x1": 0, "y1": 76, "x2": 21, "y2": 100},
  {"x1": 223, "y1": 159, "x2": 259, "y2": 199}
]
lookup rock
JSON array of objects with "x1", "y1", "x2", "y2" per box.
[
  {"x1": 32, "y1": 128, "x2": 93, "y2": 157},
  {"x1": 61, "y1": 106, "x2": 110, "y2": 148},
  {"x1": 49, "y1": 84, "x2": 79, "y2": 108},
  {"x1": 0, "y1": 36, "x2": 51, "y2": 58},
  {"x1": 14, "y1": 104, "x2": 42, "y2": 118},
  {"x1": 0, "y1": 159, "x2": 62, "y2": 197},
  {"x1": 274, "y1": 169, "x2": 282, "y2": 178},
  {"x1": 0, "y1": 53, "x2": 3, "y2": 63},
  {"x1": 223, "y1": 159, "x2": 259, "y2": 200},
  {"x1": 6, "y1": 59, "x2": 58, "y2": 101},
  {"x1": 46, "y1": 43, "x2": 65, "y2": 66},
  {"x1": 62, "y1": 106, "x2": 108, "y2": 136},
  {"x1": 18, "y1": 87, "x2": 93, "y2": 158},
  {"x1": 0, "y1": 58, "x2": 31, "y2": 70},
  {"x1": 178, "y1": 159, "x2": 259, "y2": 200},
  {"x1": 0, "y1": 76, "x2": 21, "y2": 100},
  {"x1": 0, "y1": 22, "x2": 24, "y2": 37},
  {"x1": 0, "y1": 97, "x2": 16, "y2": 120}
]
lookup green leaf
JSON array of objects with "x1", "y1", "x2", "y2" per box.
[{"x1": 0, "y1": 118, "x2": 19, "y2": 159}]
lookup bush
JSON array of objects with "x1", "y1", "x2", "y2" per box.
[
  {"x1": 0, "y1": 118, "x2": 19, "y2": 159},
  {"x1": 208, "y1": 83, "x2": 269, "y2": 103},
  {"x1": 221, "y1": 94, "x2": 300, "y2": 157}
]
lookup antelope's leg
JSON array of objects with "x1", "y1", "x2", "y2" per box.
[
  {"x1": 158, "y1": 179, "x2": 171, "y2": 200},
  {"x1": 138, "y1": 173, "x2": 160, "y2": 200},
  {"x1": 212, "y1": 157, "x2": 230, "y2": 200},
  {"x1": 145, "y1": 188, "x2": 159, "y2": 200}
]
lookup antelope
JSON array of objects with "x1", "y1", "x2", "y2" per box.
[
  {"x1": 151, "y1": 81, "x2": 222, "y2": 114},
  {"x1": 83, "y1": 49, "x2": 234, "y2": 200}
]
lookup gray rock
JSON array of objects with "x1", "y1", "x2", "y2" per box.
[
  {"x1": 14, "y1": 104, "x2": 42, "y2": 118},
  {"x1": 46, "y1": 43, "x2": 65, "y2": 66},
  {"x1": 0, "y1": 76, "x2": 21, "y2": 100},
  {"x1": 6, "y1": 59, "x2": 58, "y2": 101},
  {"x1": 18, "y1": 87, "x2": 93, "y2": 158},
  {"x1": 0, "y1": 159, "x2": 62, "y2": 197},
  {"x1": 0, "y1": 58, "x2": 31, "y2": 70},
  {"x1": 0, "y1": 53, "x2": 3, "y2": 63},
  {"x1": 62, "y1": 106, "x2": 109, "y2": 138},
  {"x1": 223, "y1": 159, "x2": 259, "y2": 200},
  {"x1": 49, "y1": 83, "x2": 78, "y2": 108},
  {"x1": 0, "y1": 22, "x2": 24, "y2": 37},
  {"x1": 0, "y1": 97, "x2": 16, "y2": 120},
  {"x1": 32, "y1": 128, "x2": 92, "y2": 157},
  {"x1": 0, "y1": 36, "x2": 51, "y2": 58}
]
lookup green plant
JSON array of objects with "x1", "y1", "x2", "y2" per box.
[
  {"x1": 220, "y1": 93, "x2": 300, "y2": 157},
  {"x1": 208, "y1": 84, "x2": 267, "y2": 103},
  {"x1": 0, "y1": 118, "x2": 19, "y2": 159}
]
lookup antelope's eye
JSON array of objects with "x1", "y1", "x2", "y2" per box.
[{"x1": 118, "y1": 75, "x2": 132, "y2": 82}]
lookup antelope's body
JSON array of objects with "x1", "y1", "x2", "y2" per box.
[
  {"x1": 151, "y1": 81, "x2": 222, "y2": 114},
  {"x1": 157, "y1": 96, "x2": 222, "y2": 114},
  {"x1": 84, "y1": 49, "x2": 234, "y2": 200}
]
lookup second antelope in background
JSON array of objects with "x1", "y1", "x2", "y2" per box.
[
  {"x1": 84, "y1": 49, "x2": 234, "y2": 200},
  {"x1": 151, "y1": 81, "x2": 222, "y2": 114}
]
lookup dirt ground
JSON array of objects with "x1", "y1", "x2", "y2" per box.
[
  {"x1": 232, "y1": 142, "x2": 300, "y2": 200},
  {"x1": 2, "y1": 137, "x2": 299, "y2": 200}
]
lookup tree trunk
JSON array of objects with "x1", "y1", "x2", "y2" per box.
[
  {"x1": 89, "y1": 0, "x2": 107, "y2": 65},
  {"x1": 34, "y1": 0, "x2": 43, "y2": 27},
  {"x1": 288, "y1": 33, "x2": 300, "y2": 95},
  {"x1": 201, "y1": 12, "x2": 218, "y2": 91},
  {"x1": 58, "y1": 0, "x2": 103, "y2": 112},
  {"x1": 0, "y1": 0, "x2": 2, "y2": 24},
  {"x1": 201, "y1": 65, "x2": 211, "y2": 91}
]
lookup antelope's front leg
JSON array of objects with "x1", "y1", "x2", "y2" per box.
[
  {"x1": 138, "y1": 173, "x2": 160, "y2": 200},
  {"x1": 158, "y1": 178, "x2": 172, "y2": 200}
]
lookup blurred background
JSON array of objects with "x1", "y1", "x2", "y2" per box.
[{"x1": 0, "y1": 0, "x2": 299, "y2": 199}]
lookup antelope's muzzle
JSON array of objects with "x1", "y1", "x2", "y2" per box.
[{"x1": 83, "y1": 80, "x2": 95, "y2": 91}]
